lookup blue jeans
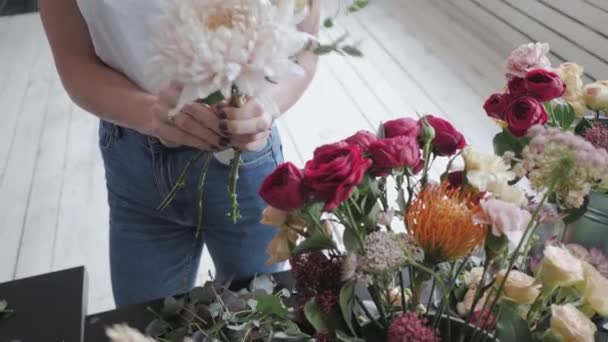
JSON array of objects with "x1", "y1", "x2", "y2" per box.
[{"x1": 99, "y1": 121, "x2": 284, "y2": 307}]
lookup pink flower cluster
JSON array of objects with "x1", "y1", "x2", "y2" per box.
[
  {"x1": 585, "y1": 123, "x2": 608, "y2": 152},
  {"x1": 523, "y1": 126, "x2": 608, "y2": 208},
  {"x1": 387, "y1": 313, "x2": 440, "y2": 342}
]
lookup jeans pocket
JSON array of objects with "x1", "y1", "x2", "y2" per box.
[{"x1": 99, "y1": 120, "x2": 121, "y2": 150}]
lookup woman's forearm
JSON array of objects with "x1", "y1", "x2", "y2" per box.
[{"x1": 60, "y1": 58, "x2": 155, "y2": 133}]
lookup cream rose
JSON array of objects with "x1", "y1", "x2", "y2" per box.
[
  {"x1": 582, "y1": 262, "x2": 608, "y2": 317},
  {"x1": 583, "y1": 82, "x2": 608, "y2": 111},
  {"x1": 555, "y1": 63, "x2": 584, "y2": 102},
  {"x1": 538, "y1": 245, "x2": 584, "y2": 287},
  {"x1": 550, "y1": 304, "x2": 597, "y2": 342},
  {"x1": 495, "y1": 269, "x2": 541, "y2": 305}
]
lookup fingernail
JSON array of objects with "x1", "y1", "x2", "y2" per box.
[
  {"x1": 217, "y1": 109, "x2": 227, "y2": 119},
  {"x1": 220, "y1": 137, "x2": 230, "y2": 146}
]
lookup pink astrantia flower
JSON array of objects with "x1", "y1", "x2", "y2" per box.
[
  {"x1": 585, "y1": 123, "x2": 608, "y2": 152},
  {"x1": 476, "y1": 199, "x2": 532, "y2": 244},
  {"x1": 505, "y1": 42, "x2": 552, "y2": 78}
]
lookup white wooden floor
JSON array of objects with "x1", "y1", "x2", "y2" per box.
[{"x1": 0, "y1": 0, "x2": 505, "y2": 314}]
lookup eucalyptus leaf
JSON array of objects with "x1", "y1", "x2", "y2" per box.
[
  {"x1": 162, "y1": 297, "x2": 185, "y2": 318},
  {"x1": 314, "y1": 45, "x2": 336, "y2": 55},
  {"x1": 493, "y1": 130, "x2": 530, "y2": 158},
  {"x1": 496, "y1": 301, "x2": 533, "y2": 342},
  {"x1": 291, "y1": 231, "x2": 337, "y2": 255},
  {"x1": 0, "y1": 300, "x2": 7, "y2": 312},
  {"x1": 339, "y1": 281, "x2": 357, "y2": 336},
  {"x1": 343, "y1": 226, "x2": 362, "y2": 252},
  {"x1": 341, "y1": 45, "x2": 363, "y2": 57},
  {"x1": 303, "y1": 297, "x2": 328, "y2": 332},
  {"x1": 145, "y1": 318, "x2": 170, "y2": 337},
  {"x1": 255, "y1": 294, "x2": 288, "y2": 319},
  {"x1": 166, "y1": 327, "x2": 187, "y2": 342}
]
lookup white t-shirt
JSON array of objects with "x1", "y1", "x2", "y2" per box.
[{"x1": 76, "y1": 0, "x2": 160, "y2": 93}]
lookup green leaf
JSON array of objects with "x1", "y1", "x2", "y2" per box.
[
  {"x1": 343, "y1": 226, "x2": 362, "y2": 252},
  {"x1": 574, "y1": 117, "x2": 593, "y2": 136},
  {"x1": 341, "y1": 45, "x2": 363, "y2": 57},
  {"x1": 323, "y1": 18, "x2": 334, "y2": 28},
  {"x1": 496, "y1": 301, "x2": 533, "y2": 342},
  {"x1": 255, "y1": 294, "x2": 288, "y2": 319},
  {"x1": 166, "y1": 327, "x2": 187, "y2": 342},
  {"x1": 145, "y1": 318, "x2": 170, "y2": 337},
  {"x1": 161, "y1": 297, "x2": 185, "y2": 319},
  {"x1": 304, "y1": 297, "x2": 329, "y2": 332},
  {"x1": 0, "y1": 300, "x2": 7, "y2": 312},
  {"x1": 336, "y1": 330, "x2": 365, "y2": 342},
  {"x1": 199, "y1": 90, "x2": 225, "y2": 106},
  {"x1": 348, "y1": 0, "x2": 369, "y2": 12},
  {"x1": 314, "y1": 45, "x2": 336, "y2": 55},
  {"x1": 292, "y1": 231, "x2": 337, "y2": 255},
  {"x1": 552, "y1": 103, "x2": 576, "y2": 130},
  {"x1": 363, "y1": 203, "x2": 381, "y2": 230},
  {"x1": 493, "y1": 130, "x2": 531, "y2": 158},
  {"x1": 339, "y1": 281, "x2": 357, "y2": 336}
]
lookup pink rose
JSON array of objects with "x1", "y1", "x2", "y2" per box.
[
  {"x1": 506, "y1": 42, "x2": 551, "y2": 78},
  {"x1": 476, "y1": 199, "x2": 532, "y2": 244},
  {"x1": 383, "y1": 118, "x2": 420, "y2": 140}
]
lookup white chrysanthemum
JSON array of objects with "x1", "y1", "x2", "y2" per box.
[
  {"x1": 106, "y1": 324, "x2": 157, "y2": 342},
  {"x1": 150, "y1": 0, "x2": 312, "y2": 114}
]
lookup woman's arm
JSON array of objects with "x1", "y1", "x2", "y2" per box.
[{"x1": 39, "y1": 0, "x2": 225, "y2": 150}]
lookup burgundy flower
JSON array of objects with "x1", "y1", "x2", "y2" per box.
[
  {"x1": 484, "y1": 93, "x2": 512, "y2": 121},
  {"x1": 508, "y1": 77, "x2": 528, "y2": 97},
  {"x1": 383, "y1": 118, "x2": 420, "y2": 139},
  {"x1": 303, "y1": 143, "x2": 372, "y2": 212},
  {"x1": 504, "y1": 96, "x2": 548, "y2": 137},
  {"x1": 259, "y1": 162, "x2": 305, "y2": 211},
  {"x1": 422, "y1": 115, "x2": 467, "y2": 156},
  {"x1": 525, "y1": 69, "x2": 566, "y2": 102},
  {"x1": 446, "y1": 170, "x2": 465, "y2": 188},
  {"x1": 344, "y1": 130, "x2": 378, "y2": 152},
  {"x1": 317, "y1": 289, "x2": 339, "y2": 315},
  {"x1": 290, "y1": 252, "x2": 341, "y2": 292},
  {"x1": 368, "y1": 136, "x2": 421, "y2": 176},
  {"x1": 387, "y1": 313, "x2": 440, "y2": 342}
]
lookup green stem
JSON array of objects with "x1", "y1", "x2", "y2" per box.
[
  {"x1": 226, "y1": 86, "x2": 245, "y2": 223},
  {"x1": 157, "y1": 152, "x2": 205, "y2": 211},
  {"x1": 343, "y1": 201, "x2": 365, "y2": 250},
  {"x1": 421, "y1": 140, "x2": 432, "y2": 187},
  {"x1": 433, "y1": 258, "x2": 469, "y2": 329},
  {"x1": 196, "y1": 155, "x2": 212, "y2": 238},
  {"x1": 368, "y1": 283, "x2": 389, "y2": 328}
]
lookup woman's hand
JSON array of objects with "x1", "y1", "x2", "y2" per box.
[
  {"x1": 218, "y1": 98, "x2": 274, "y2": 152},
  {"x1": 143, "y1": 82, "x2": 229, "y2": 151}
]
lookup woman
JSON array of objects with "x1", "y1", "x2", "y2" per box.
[{"x1": 39, "y1": 0, "x2": 320, "y2": 307}]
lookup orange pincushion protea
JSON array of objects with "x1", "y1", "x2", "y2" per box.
[{"x1": 406, "y1": 183, "x2": 486, "y2": 264}]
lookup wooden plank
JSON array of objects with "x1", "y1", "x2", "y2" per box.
[
  {"x1": 505, "y1": 0, "x2": 608, "y2": 74},
  {"x1": 14, "y1": 80, "x2": 73, "y2": 279},
  {"x1": 0, "y1": 59, "x2": 52, "y2": 282},
  {"x1": 52, "y1": 107, "x2": 113, "y2": 314},
  {"x1": 583, "y1": 0, "x2": 608, "y2": 13},
  {"x1": 476, "y1": 0, "x2": 605, "y2": 81},
  {"x1": 541, "y1": 0, "x2": 608, "y2": 37}
]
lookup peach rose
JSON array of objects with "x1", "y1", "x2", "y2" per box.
[
  {"x1": 582, "y1": 262, "x2": 608, "y2": 317},
  {"x1": 495, "y1": 269, "x2": 541, "y2": 305},
  {"x1": 550, "y1": 304, "x2": 597, "y2": 342},
  {"x1": 555, "y1": 62, "x2": 584, "y2": 102},
  {"x1": 538, "y1": 245, "x2": 584, "y2": 287},
  {"x1": 583, "y1": 82, "x2": 608, "y2": 111}
]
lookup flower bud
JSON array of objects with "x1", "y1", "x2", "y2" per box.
[{"x1": 583, "y1": 82, "x2": 608, "y2": 111}]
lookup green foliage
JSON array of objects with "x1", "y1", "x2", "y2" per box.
[
  {"x1": 339, "y1": 281, "x2": 357, "y2": 336},
  {"x1": 291, "y1": 231, "x2": 337, "y2": 255},
  {"x1": 545, "y1": 102, "x2": 576, "y2": 130},
  {"x1": 347, "y1": 0, "x2": 369, "y2": 12},
  {"x1": 343, "y1": 226, "x2": 362, "y2": 252},
  {"x1": 254, "y1": 293, "x2": 288, "y2": 319},
  {"x1": 493, "y1": 129, "x2": 531, "y2": 158},
  {"x1": 304, "y1": 297, "x2": 330, "y2": 332},
  {"x1": 574, "y1": 117, "x2": 593, "y2": 136},
  {"x1": 496, "y1": 301, "x2": 533, "y2": 342}
]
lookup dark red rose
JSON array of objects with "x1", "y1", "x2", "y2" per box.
[
  {"x1": 507, "y1": 77, "x2": 528, "y2": 97},
  {"x1": 483, "y1": 93, "x2": 512, "y2": 120},
  {"x1": 505, "y1": 96, "x2": 548, "y2": 137},
  {"x1": 344, "y1": 130, "x2": 377, "y2": 152},
  {"x1": 259, "y1": 162, "x2": 305, "y2": 211},
  {"x1": 368, "y1": 136, "x2": 421, "y2": 176},
  {"x1": 422, "y1": 115, "x2": 467, "y2": 156},
  {"x1": 303, "y1": 143, "x2": 372, "y2": 212},
  {"x1": 525, "y1": 69, "x2": 565, "y2": 102},
  {"x1": 383, "y1": 118, "x2": 420, "y2": 139},
  {"x1": 446, "y1": 171, "x2": 465, "y2": 188}
]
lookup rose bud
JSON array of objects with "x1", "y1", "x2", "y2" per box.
[
  {"x1": 421, "y1": 115, "x2": 467, "y2": 156},
  {"x1": 508, "y1": 77, "x2": 528, "y2": 97},
  {"x1": 583, "y1": 82, "x2": 608, "y2": 111},
  {"x1": 368, "y1": 136, "x2": 421, "y2": 176},
  {"x1": 344, "y1": 130, "x2": 378, "y2": 152},
  {"x1": 504, "y1": 96, "x2": 548, "y2": 137},
  {"x1": 383, "y1": 118, "x2": 420, "y2": 139},
  {"x1": 483, "y1": 93, "x2": 512, "y2": 120},
  {"x1": 259, "y1": 162, "x2": 306, "y2": 211},
  {"x1": 525, "y1": 69, "x2": 566, "y2": 102}
]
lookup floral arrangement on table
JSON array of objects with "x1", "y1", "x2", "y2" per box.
[
  {"x1": 106, "y1": 38, "x2": 608, "y2": 342},
  {"x1": 150, "y1": 0, "x2": 368, "y2": 224}
]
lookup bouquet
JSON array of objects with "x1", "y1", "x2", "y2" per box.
[{"x1": 149, "y1": 0, "x2": 367, "y2": 224}]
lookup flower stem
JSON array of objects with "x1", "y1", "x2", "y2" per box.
[
  {"x1": 196, "y1": 154, "x2": 212, "y2": 238},
  {"x1": 421, "y1": 141, "x2": 432, "y2": 187},
  {"x1": 157, "y1": 152, "x2": 205, "y2": 211},
  {"x1": 368, "y1": 283, "x2": 389, "y2": 328},
  {"x1": 227, "y1": 86, "x2": 245, "y2": 223}
]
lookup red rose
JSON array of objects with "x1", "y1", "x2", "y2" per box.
[
  {"x1": 508, "y1": 77, "x2": 527, "y2": 97},
  {"x1": 422, "y1": 115, "x2": 467, "y2": 156},
  {"x1": 383, "y1": 118, "x2": 420, "y2": 139},
  {"x1": 525, "y1": 69, "x2": 565, "y2": 102},
  {"x1": 344, "y1": 130, "x2": 377, "y2": 152},
  {"x1": 368, "y1": 136, "x2": 421, "y2": 176},
  {"x1": 483, "y1": 93, "x2": 512, "y2": 120},
  {"x1": 303, "y1": 143, "x2": 372, "y2": 212},
  {"x1": 505, "y1": 96, "x2": 548, "y2": 137},
  {"x1": 259, "y1": 162, "x2": 305, "y2": 211},
  {"x1": 446, "y1": 171, "x2": 465, "y2": 188}
]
